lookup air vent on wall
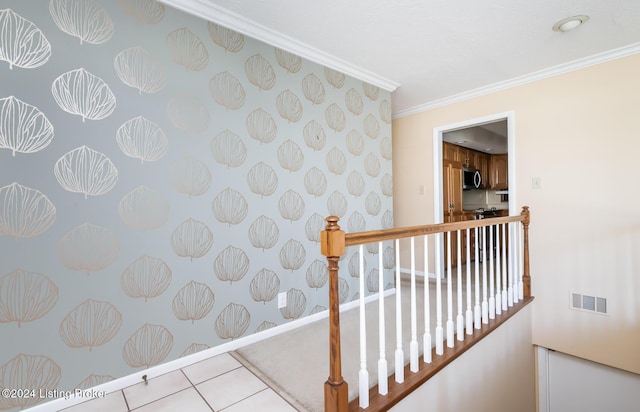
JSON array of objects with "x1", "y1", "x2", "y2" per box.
[{"x1": 571, "y1": 292, "x2": 607, "y2": 314}]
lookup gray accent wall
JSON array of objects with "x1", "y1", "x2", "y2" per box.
[{"x1": 0, "y1": 1, "x2": 392, "y2": 406}]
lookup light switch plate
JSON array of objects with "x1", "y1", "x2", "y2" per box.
[
  {"x1": 532, "y1": 177, "x2": 541, "y2": 189},
  {"x1": 278, "y1": 292, "x2": 287, "y2": 308}
]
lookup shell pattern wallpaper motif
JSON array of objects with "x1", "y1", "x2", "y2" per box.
[
  {"x1": 0, "y1": 182, "x2": 56, "y2": 239},
  {"x1": 0, "y1": 9, "x2": 51, "y2": 70},
  {"x1": 166, "y1": 27, "x2": 209, "y2": 72},
  {"x1": 248, "y1": 215, "x2": 279, "y2": 251},
  {"x1": 122, "y1": 323, "x2": 173, "y2": 368},
  {"x1": 0, "y1": 354, "x2": 61, "y2": 410},
  {"x1": 114, "y1": 46, "x2": 167, "y2": 94},
  {"x1": 115, "y1": 115, "x2": 169, "y2": 164},
  {"x1": 59, "y1": 299, "x2": 122, "y2": 351},
  {"x1": 170, "y1": 218, "x2": 213, "y2": 260},
  {"x1": 249, "y1": 268, "x2": 280, "y2": 304},
  {"x1": 246, "y1": 108, "x2": 277, "y2": 144},
  {"x1": 49, "y1": 0, "x2": 114, "y2": 45},
  {"x1": 244, "y1": 54, "x2": 276, "y2": 91},
  {"x1": 51, "y1": 68, "x2": 117, "y2": 122},
  {"x1": 0, "y1": 96, "x2": 54, "y2": 157},
  {"x1": 215, "y1": 303, "x2": 250, "y2": 339},
  {"x1": 172, "y1": 281, "x2": 215, "y2": 323},
  {"x1": 120, "y1": 255, "x2": 172, "y2": 301},
  {"x1": 118, "y1": 185, "x2": 170, "y2": 230},
  {"x1": 117, "y1": 0, "x2": 165, "y2": 25},
  {"x1": 169, "y1": 155, "x2": 212, "y2": 197},
  {"x1": 56, "y1": 222, "x2": 120, "y2": 273},
  {"x1": 54, "y1": 145, "x2": 119, "y2": 198},
  {"x1": 0, "y1": 1, "x2": 392, "y2": 408},
  {"x1": 0, "y1": 269, "x2": 58, "y2": 326},
  {"x1": 212, "y1": 129, "x2": 247, "y2": 166}
]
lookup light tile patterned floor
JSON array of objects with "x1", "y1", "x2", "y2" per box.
[{"x1": 60, "y1": 353, "x2": 298, "y2": 412}]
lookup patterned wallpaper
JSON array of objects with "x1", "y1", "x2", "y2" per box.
[{"x1": 0, "y1": 1, "x2": 392, "y2": 408}]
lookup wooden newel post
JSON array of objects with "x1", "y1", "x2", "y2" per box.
[
  {"x1": 320, "y1": 216, "x2": 348, "y2": 412},
  {"x1": 521, "y1": 206, "x2": 531, "y2": 298}
]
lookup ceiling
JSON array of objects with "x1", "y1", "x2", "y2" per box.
[
  {"x1": 443, "y1": 121, "x2": 508, "y2": 154},
  {"x1": 164, "y1": 0, "x2": 640, "y2": 116}
]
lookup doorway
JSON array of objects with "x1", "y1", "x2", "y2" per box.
[{"x1": 432, "y1": 111, "x2": 515, "y2": 224}]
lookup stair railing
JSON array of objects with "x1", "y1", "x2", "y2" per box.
[{"x1": 320, "y1": 206, "x2": 531, "y2": 412}]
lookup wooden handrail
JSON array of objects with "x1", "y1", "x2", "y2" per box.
[
  {"x1": 345, "y1": 214, "x2": 525, "y2": 247},
  {"x1": 320, "y1": 206, "x2": 531, "y2": 412}
]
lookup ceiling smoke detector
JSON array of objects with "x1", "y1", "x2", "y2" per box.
[{"x1": 553, "y1": 15, "x2": 590, "y2": 32}]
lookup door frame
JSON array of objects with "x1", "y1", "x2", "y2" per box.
[{"x1": 432, "y1": 111, "x2": 516, "y2": 223}]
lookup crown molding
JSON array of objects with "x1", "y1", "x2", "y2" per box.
[
  {"x1": 160, "y1": 0, "x2": 400, "y2": 92},
  {"x1": 394, "y1": 42, "x2": 640, "y2": 119}
]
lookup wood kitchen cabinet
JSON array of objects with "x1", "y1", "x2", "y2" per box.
[
  {"x1": 443, "y1": 214, "x2": 477, "y2": 269},
  {"x1": 474, "y1": 152, "x2": 490, "y2": 189},
  {"x1": 450, "y1": 145, "x2": 491, "y2": 189},
  {"x1": 442, "y1": 158, "x2": 462, "y2": 266},
  {"x1": 442, "y1": 161, "x2": 462, "y2": 222},
  {"x1": 489, "y1": 154, "x2": 508, "y2": 189},
  {"x1": 459, "y1": 147, "x2": 470, "y2": 167},
  {"x1": 443, "y1": 142, "x2": 462, "y2": 165}
]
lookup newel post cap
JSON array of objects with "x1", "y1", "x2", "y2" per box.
[
  {"x1": 521, "y1": 206, "x2": 530, "y2": 225},
  {"x1": 321, "y1": 216, "x2": 345, "y2": 257}
]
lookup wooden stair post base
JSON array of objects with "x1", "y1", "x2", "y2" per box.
[{"x1": 325, "y1": 380, "x2": 348, "y2": 412}]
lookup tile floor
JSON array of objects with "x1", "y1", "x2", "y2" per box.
[{"x1": 60, "y1": 353, "x2": 298, "y2": 412}]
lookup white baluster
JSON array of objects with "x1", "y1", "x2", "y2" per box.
[
  {"x1": 456, "y1": 230, "x2": 464, "y2": 341},
  {"x1": 518, "y1": 223, "x2": 524, "y2": 301},
  {"x1": 473, "y1": 227, "x2": 481, "y2": 329},
  {"x1": 512, "y1": 222, "x2": 519, "y2": 304},
  {"x1": 501, "y1": 223, "x2": 508, "y2": 311},
  {"x1": 423, "y1": 235, "x2": 432, "y2": 363},
  {"x1": 488, "y1": 224, "x2": 495, "y2": 320},
  {"x1": 507, "y1": 223, "x2": 514, "y2": 307},
  {"x1": 377, "y1": 242, "x2": 388, "y2": 395},
  {"x1": 446, "y1": 232, "x2": 454, "y2": 348},
  {"x1": 394, "y1": 239, "x2": 404, "y2": 382},
  {"x1": 435, "y1": 233, "x2": 444, "y2": 355},
  {"x1": 495, "y1": 224, "x2": 502, "y2": 316},
  {"x1": 481, "y1": 226, "x2": 489, "y2": 324},
  {"x1": 465, "y1": 228, "x2": 473, "y2": 335},
  {"x1": 358, "y1": 245, "x2": 369, "y2": 408},
  {"x1": 410, "y1": 237, "x2": 419, "y2": 372}
]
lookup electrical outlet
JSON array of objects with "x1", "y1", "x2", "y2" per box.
[{"x1": 278, "y1": 292, "x2": 287, "y2": 308}]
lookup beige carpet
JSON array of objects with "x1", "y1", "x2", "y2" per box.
[{"x1": 234, "y1": 274, "x2": 472, "y2": 412}]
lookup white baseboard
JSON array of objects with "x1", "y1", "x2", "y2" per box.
[
  {"x1": 27, "y1": 288, "x2": 397, "y2": 411},
  {"x1": 399, "y1": 267, "x2": 439, "y2": 279}
]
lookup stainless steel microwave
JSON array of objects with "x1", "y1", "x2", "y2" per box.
[{"x1": 463, "y1": 167, "x2": 482, "y2": 190}]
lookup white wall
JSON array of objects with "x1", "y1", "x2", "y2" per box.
[
  {"x1": 537, "y1": 347, "x2": 640, "y2": 412},
  {"x1": 391, "y1": 304, "x2": 535, "y2": 412},
  {"x1": 393, "y1": 54, "x2": 640, "y2": 375}
]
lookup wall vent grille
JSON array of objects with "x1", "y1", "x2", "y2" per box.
[{"x1": 570, "y1": 292, "x2": 607, "y2": 314}]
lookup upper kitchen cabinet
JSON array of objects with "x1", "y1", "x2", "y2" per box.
[
  {"x1": 473, "y1": 151, "x2": 490, "y2": 189},
  {"x1": 489, "y1": 154, "x2": 508, "y2": 189},
  {"x1": 443, "y1": 142, "x2": 462, "y2": 166},
  {"x1": 444, "y1": 142, "x2": 493, "y2": 189}
]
